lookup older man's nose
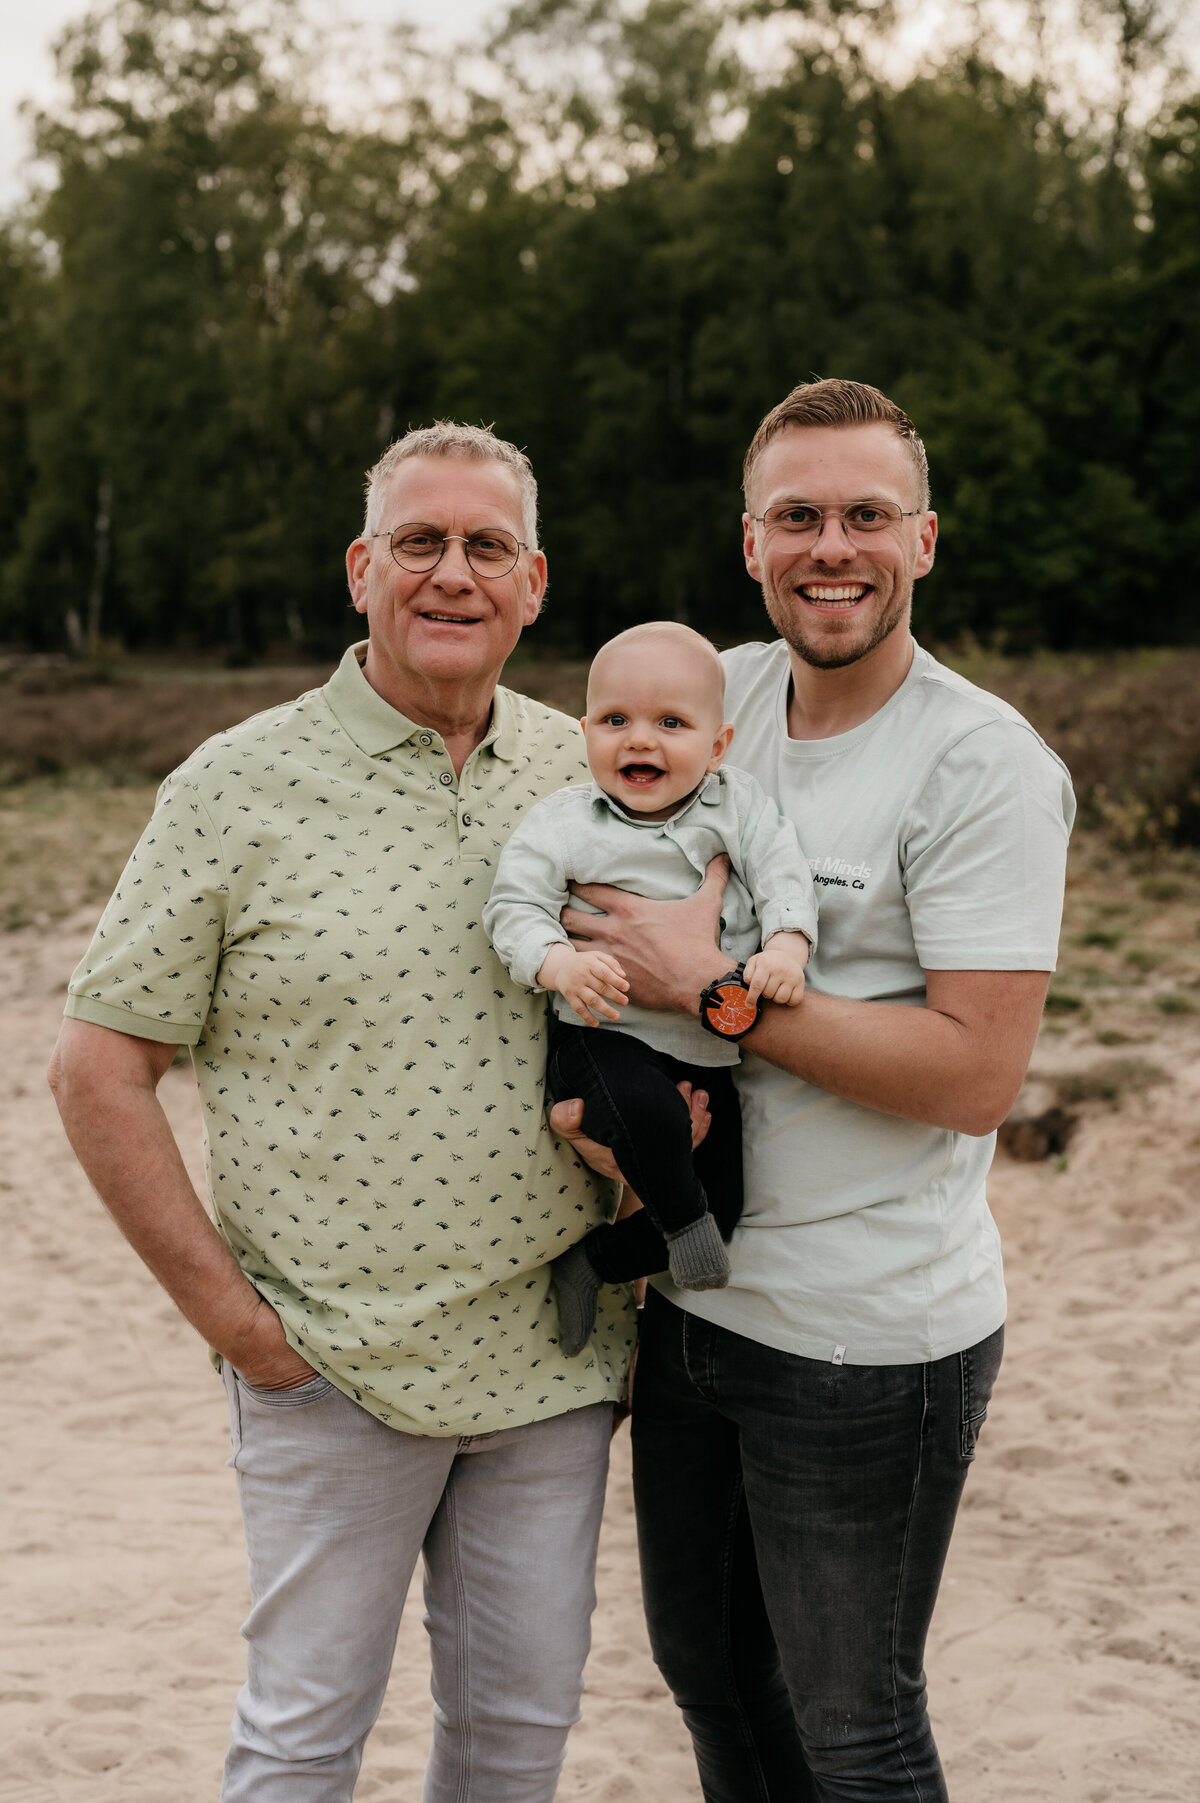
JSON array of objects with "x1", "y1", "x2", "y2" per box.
[{"x1": 430, "y1": 541, "x2": 476, "y2": 590}]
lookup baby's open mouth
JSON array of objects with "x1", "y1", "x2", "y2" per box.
[{"x1": 619, "y1": 764, "x2": 664, "y2": 785}]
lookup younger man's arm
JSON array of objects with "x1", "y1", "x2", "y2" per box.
[
  {"x1": 560, "y1": 859, "x2": 1047, "y2": 1137},
  {"x1": 747, "y1": 967, "x2": 1048, "y2": 1135}
]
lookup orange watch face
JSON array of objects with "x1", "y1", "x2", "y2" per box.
[{"x1": 706, "y1": 981, "x2": 758, "y2": 1038}]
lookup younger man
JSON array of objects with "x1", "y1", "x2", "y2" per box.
[
  {"x1": 484, "y1": 622, "x2": 817, "y2": 1352},
  {"x1": 550, "y1": 380, "x2": 1076, "y2": 1800}
]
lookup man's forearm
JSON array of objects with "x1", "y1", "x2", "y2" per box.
[
  {"x1": 49, "y1": 1022, "x2": 304, "y2": 1378},
  {"x1": 58, "y1": 1069, "x2": 263, "y2": 1351},
  {"x1": 743, "y1": 971, "x2": 1049, "y2": 1136}
]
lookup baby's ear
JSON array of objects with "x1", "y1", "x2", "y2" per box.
[
  {"x1": 708, "y1": 723, "x2": 735, "y2": 770},
  {"x1": 578, "y1": 716, "x2": 588, "y2": 733}
]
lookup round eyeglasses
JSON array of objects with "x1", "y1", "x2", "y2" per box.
[
  {"x1": 369, "y1": 523, "x2": 528, "y2": 578},
  {"x1": 753, "y1": 501, "x2": 919, "y2": 542}
]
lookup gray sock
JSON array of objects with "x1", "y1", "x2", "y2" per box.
[
  {"x1": 665, "y1": 1212, "x2": 730, "y2": 1291},
  {"x1": 552, "y1": 1239, "x2": 604, "y2": 1357}
]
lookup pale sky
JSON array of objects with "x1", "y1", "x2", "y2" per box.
[
  {"x1": 3, "y1": 0, "x2": 1194, "y2": 209},
  {"x1": 0, "y1": 0, "x2": 502, "y2": 207}
]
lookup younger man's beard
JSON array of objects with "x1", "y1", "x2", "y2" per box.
[{"x1": 765, "y1": 566, "x2": 911, "y2": 671}]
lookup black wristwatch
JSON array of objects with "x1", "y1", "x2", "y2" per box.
[{"x1": 698, "y1": 964, "x2": 761, "y2": 1041}]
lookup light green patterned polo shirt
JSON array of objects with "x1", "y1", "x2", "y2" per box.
[{"x1": 66, "y1": 643, "x2": 632, "y2": 1435}]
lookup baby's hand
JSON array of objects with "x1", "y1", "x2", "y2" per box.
[
  {"x1": 743, "y1": 932, "x2": 810, "y2": 1007},
  {"x1": 537, "y1": 944, "x2": 629, "y2": 1027}
]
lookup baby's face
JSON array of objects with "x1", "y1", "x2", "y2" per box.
[{"x1": 582, "y1": 642, "x2": 732, "y2": 821}]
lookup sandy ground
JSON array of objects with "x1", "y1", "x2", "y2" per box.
[{"x1": 3, "y1": 916, "x2": 1199, "y2": 1802}]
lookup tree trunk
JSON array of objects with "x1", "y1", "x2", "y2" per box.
[{"x1": 86, "y1": 471, "x2": 113, "y2": 658}]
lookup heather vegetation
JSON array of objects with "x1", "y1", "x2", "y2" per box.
[{"x1": 0, "y1": 0, "x2": 1196, "y2": 661}]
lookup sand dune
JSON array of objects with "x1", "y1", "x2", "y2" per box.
[{"x1": 3, "y1": 917, "x2": 1197, "y2": 1801}]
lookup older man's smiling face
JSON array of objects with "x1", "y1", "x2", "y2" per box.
[
  {"x1": 743, "y1": 423, "x2": 937, "y2": 672},
  {"x1": 347, "y1": 456, "x2": 545, "y2": 714}
]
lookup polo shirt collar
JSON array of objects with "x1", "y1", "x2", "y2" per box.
[
  {"x1": 485, "y1": 686, "x2": 520, "y2": 761},
  {"x1": 588, "y1": 769, "x2": 724, "y2": 826},
  {"x1": 324, "y1": 641, "x2": 518, "y2": 760}
]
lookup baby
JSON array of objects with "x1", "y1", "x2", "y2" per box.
[{"x1": 483, "y1": 622, "x2": 817, "y2": 1355}]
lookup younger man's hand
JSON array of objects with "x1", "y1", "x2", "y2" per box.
[
  {"x1": 550, "y1": 1081, "x2": 712, "y2": 1181},
  {"x1": 537, "y1": 943, "x2": 629, "y2": 1026},
  {"x1": 744, "y1": 932, "x2": 810, "y2": 1007}
]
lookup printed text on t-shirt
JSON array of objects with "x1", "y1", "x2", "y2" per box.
[{"x1": 809, "y1": 855, "x2": 872, "y2": 892}]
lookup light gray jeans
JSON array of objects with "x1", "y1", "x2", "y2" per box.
[{"x1": 220, "y1": 1364, "x2": 613, "y2": 1802}]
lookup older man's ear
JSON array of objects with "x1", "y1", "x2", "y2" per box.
[{"x1": 345, "y1": 536, "x2": 372, "y2": 611}]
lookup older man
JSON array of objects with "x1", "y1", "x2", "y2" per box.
[
  {"x1": 554, "y1": 379, "x2": 1075, "y2": 1800},
  {"x1": 49, "y1": 424, "x2": 632, "y2": 1802}
]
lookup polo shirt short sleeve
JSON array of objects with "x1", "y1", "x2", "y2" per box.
[{"x1": 66, "y1": 644, "x2": 633, "y2": 1434}]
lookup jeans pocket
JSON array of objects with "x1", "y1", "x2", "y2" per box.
[
  {"x1": 235, "y1": 1370, "x2": 336, "y2": 1408},
  {"x1": 958, "y1": 1325, "x2": 1004, "y2": 1462},
  {"x1": 222, "y1": 1359, "x2": 244, "y2": 1466}
]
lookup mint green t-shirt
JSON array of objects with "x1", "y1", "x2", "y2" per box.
[{"x1": 654, "y1": 639, "x2": 1076, "y2": 1365}]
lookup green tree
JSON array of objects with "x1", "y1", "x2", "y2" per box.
[
  {"x1": 7, "y1": 0, "x2": 424, "y2": 654},
  {"x1": 1, "y1": 0, "x2": 1194, "y2": 657},
  {"x1": 0, "y1": 227, "x2": 34, "y2": 608}
]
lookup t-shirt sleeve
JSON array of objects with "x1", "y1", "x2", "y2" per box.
[
  {"x1": 903, "y1": 720, "x2": 1075, "y2": 971},
  {"x1": 735, "y1": 778, "x2": 820, "y2": 949},
  {"x1": 64, "y1": 773, "x2": 230, "y2": 1044}
]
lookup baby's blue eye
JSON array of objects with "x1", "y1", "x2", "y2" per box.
[
  {"x1": 661, "y1": 716, "x2": 683, "y2": 729},
  {"x1": 604, "y1": 713, "x2": 627, "y2": 727}
]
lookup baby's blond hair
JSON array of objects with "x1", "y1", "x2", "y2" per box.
[{"x1": 587, "y1": 622, "x2": 725, "y2": 713}]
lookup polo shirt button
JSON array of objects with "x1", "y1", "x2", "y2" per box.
[
  {"x1": 439, "y1": 771, "x2": 454, "y2": 786},
  {"x1": 418, "y1": 733, "x2": 433, "y2": 746},
  {"x1": 461, "y1": 812, "x2": 472, "y2": 826}
]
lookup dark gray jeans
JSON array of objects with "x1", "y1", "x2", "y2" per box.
[{"x1": 632, "y1": 1292, "x2": 1004, "y2": 1802}]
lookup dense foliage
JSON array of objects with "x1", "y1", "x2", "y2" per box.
[{"x1": 1, "y1": 0, "x2": 1196, "y2": 658}]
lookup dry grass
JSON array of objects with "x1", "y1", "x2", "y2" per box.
[
  {"x1": 0, "y1": 777, "x2": 159, "y2": 931},
  {"x1": 1037, "y1": 826, "x2": 1200, "y2": 1066},
  {"x1": 1050, "y1": 1055, "x2": 1168, "y2": 1108},
  {"x1": 0, "y1": 659, "x2": 335, "y2": 787},
  {"x1": 0, "y1": 651, "x2": 594, "y2": 788}
]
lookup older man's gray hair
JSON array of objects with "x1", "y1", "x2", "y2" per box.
[{"x1": 363, "y1": 422, "x2": 540, "y2": 548}]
